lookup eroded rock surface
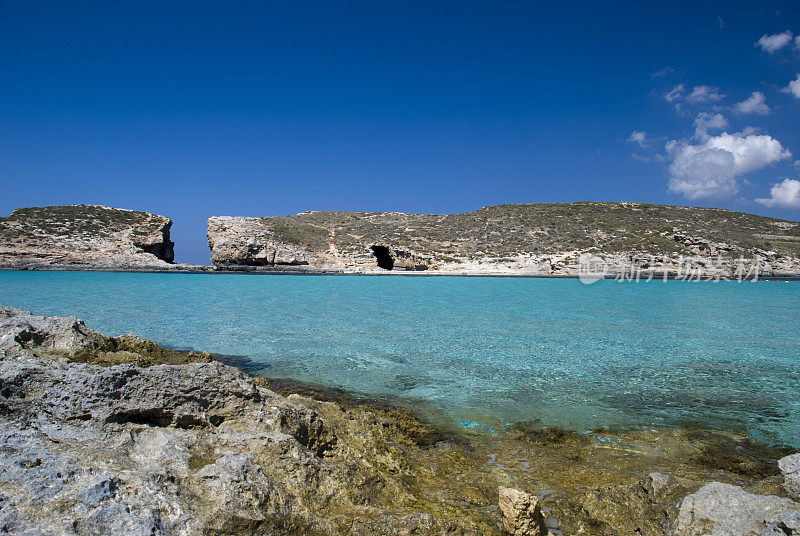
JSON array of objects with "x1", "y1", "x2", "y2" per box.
[
  {"x1": 0, "y1": 307, "x2": 482, "y2": 535},
  {"x1": 781, "y1": 453, "x2": 800, "y2": 502},
  {"x1": 674, "y1": 482, "x2": 800, "y2": 536},
  {"x1": 0, "y1": 205, "x2": 175, "y2": 269},
  {"x1": 207, "y1": 216, "x2": 319, "y2": 267},
  {"x1": 498, "y1": 487, "x2": 547, "y2": 536}
]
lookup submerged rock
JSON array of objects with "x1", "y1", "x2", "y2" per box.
[{"x1": 674, "y1": 482, "x2": 800, "y2": 536}]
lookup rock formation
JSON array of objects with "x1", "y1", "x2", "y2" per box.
[
  {"x1": 0, "y1": 205, "x2": 175, "y2": 269},
  {"x1": 206, "y1": 202, "x2": 800, "y2": 275},
  {"x1": 674, "y1": 482, "x2": 800, "y2": 535},
  {"x1": 1, "y1": 306, "x2": 513, "y2": 535},
  {"x1": 206, "y1": 216, "x2": 317, "y2": 267},
  {"x1": 498, "y1": 487, "x2": 548, "y2": 536},
  {"x1": 781, "y1": 453, "x2": 800, "y2": 502}
]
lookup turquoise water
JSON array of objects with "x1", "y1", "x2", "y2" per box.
[{"x1": 1, "y1": 271, "x2": 799, "y2": 445}]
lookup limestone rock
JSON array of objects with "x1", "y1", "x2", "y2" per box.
[
  {"x1": 761, "y1": 511, "x2": 800, "y2": 535},
  {"x1": 0, "y1": 204, "x2": 174, "y2": 269},
  {"x1": 0, "y1": 306, "x2": 108, "y2": 355},
  {"x1": 673, "y1": 482, "x2": 800, "y2": 536},
  {"x1": 498, "y1": 487, "x2": 547, "y2": 536},
  {"x1": 204, "y1": 203, "x2": 800, "y2": 275},
  {"x1": 0, "y1": 307, "x2": 490, "y2": 535},
  {"x1": 780, "y1": 453, "x2": 800, "y2": 502},
  {"x1": 207, "y1": 216, "x2": 318, "y2": 267},
  {"x1": 572, "y1": 471, "x2": 691, "y2": 535}
]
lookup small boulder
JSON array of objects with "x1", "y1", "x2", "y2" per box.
[
  {"x1": 645, "y1": 471, "x2": 673, "y2": 498},
  {"x1": 674, "y1": 482, "x2": 800, "y2": 536},
  {"x1": 498, "y1": 486, "x2": 547, "y2": 536},
  {"x1": 779, "y1": 453, "x2": 800, "y2": 502}
]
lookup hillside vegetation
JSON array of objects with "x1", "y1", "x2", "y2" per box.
[{"x1": 253, "y1": 202, "x2": 800, "y2": 260}]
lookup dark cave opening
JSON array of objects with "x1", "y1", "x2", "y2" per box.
[{"x1": 370, "y1": 245, "x2": 394, "y2": 270}]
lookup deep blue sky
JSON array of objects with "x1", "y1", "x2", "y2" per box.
[{"x1": 2, "y1": 1, "x2": 800, "y2": 263}]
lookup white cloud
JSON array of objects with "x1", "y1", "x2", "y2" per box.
[
  {"x1": 664, "y1": 84, "x2": 685, "y2": 103},
  {"x1": 667, "y1": 130, "x2": 792, "y2": 200},
  {"x1": 756, "y1": 31, "x2": 794, "y2": 53},
  {"x1": 755, "y1": 179, "x2": 800, "y2": 209},
  {"x1": 651, "y1": 67, "x2": 674, "y2": 79},
  {"x1": 785, "y1": 74, "x2": 800, "y2": 98},
  {"x1": 628, "y1": 131, "x2": 648, "y2": 147},
  {"x1": 735, "y1": 91, "x2": 769, "y2": 115},
  {"x1": 694, "y1": 113, "x2": 728, "y2": 139},
  {"x1": 797, "y1": 35, "x2": 800, "y2": 48},
  {"x1": 686, "y1": 85, "x2": 725, "y2": 103}
]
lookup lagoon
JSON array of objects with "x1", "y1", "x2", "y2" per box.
[{"x1": 1, "y1": 270, "x2": 798, "y2": 445}]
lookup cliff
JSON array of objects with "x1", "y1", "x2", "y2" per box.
[
  {"x1": 1, "y1": 307, "x2": 798, "y2": 535},
  {"x1": 0, "y1": 205, "x2": 175, "y2": 269},
  {"x1": 206, "y1": 202, "x2": 800, "y2": 276}
]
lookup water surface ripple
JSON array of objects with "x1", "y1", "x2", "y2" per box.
[{"x1": 1, "y1": 271, "x2": 798, "y2": 445}]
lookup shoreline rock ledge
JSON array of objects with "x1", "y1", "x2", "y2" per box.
[{"x1": 1, "y1": 306, "x2": 799, "y2": 535}]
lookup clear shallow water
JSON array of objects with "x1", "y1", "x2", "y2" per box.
[{"x1": 1, "y1": 271, "x2": 799, "y2": 445}]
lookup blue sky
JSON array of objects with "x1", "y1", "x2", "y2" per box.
[{"x1": 2, "y1": 1, "x2": 800, "y2": 264}]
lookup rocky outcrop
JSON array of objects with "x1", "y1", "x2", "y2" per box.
[
  {"x1": 781, "y1": 453, "x2": 800, "y2": 502},
  {"x1": 498, "y1": 487, "x2": 548, "y2": 536},
  {"x1": 674, "y1": 482, "x2": 800, "y2": 536},
  {"x1": 206, "y1": 203, "x2": 800, "y2": 275},
  {"x1": 0, "y1": 205, "x2": 175, "y2": 269},
  {"x1": 206, "y1": 216, "x2": 318, "y2": 267},
  {"x1": 0, "y1": 307, "x2": 490, "y2": 535}
]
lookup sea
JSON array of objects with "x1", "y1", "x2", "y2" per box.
[{"x1": 1, "y1": 270, "x2": 798, "y2": 446}]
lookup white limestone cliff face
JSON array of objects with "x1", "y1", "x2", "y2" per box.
[
  {"x1": 0, "y1": 205, "x2": 175, "y2": 269},
  {"x1": 206, "y1": 216, "x2": 319, "y2": 267}
]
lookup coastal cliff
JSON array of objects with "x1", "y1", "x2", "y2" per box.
[
  {"x1": 206, "y1": 202, "x2": 800, "y2": 276},
  {"x1": 0, "y1": 205, "x2": 175, "y2": 269},
  {"x1": 2, "y1": 307, "x2": 798, "y2": 535}
]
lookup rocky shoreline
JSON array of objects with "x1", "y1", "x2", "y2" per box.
[
  {"x1": 4, "y1": 264, "x2": 800, "y2": 280},
  {"x1": 1, "y1": 307, "x2": 799, "y2": 535}
]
